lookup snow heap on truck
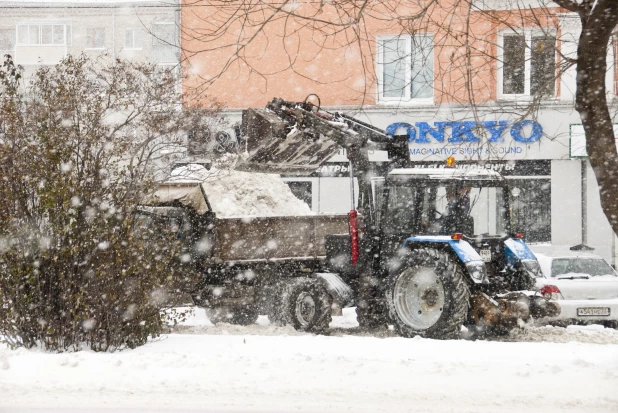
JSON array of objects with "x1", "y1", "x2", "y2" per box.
[{"x1": 167, "y1": 164, "x2": 313, "y2": 218}]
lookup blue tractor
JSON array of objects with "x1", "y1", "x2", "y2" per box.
[{"x1": 235, "y1": 96, "x2": 559, "y2": 338}]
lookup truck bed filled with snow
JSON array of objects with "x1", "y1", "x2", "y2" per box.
[{"x1": 169, "y1": 164, "x2": 313, "y2": 218}]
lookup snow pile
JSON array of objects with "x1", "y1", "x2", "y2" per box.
[
  {"x1": 2, "y1": 312, "x2": 618, "y2": 413},
  {"x1": 169, "y1": 164, "x2": 313, "y2": 218},
  {"x1": 172, "y1": 306, "x2": 618, "y2": 343},
  {"x1": 499, "y1": 324, "x2": 618, "y2": 344}
]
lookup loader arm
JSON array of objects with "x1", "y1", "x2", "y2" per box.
[
  {"x1": 235, "y1": 97, "x2": 409, "y2": 220},
  {"x1": 236, "y1": 97, "x2": 408, "y2": 175}
]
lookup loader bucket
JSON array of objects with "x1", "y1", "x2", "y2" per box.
[{"x1": 234, "y1": 108, "x2": 341, "y2": 175}]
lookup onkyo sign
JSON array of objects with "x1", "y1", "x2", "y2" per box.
[{"x1": 386, "y1": 120, "x2": 543, "y2": 144}]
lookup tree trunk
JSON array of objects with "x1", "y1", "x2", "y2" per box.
[{"x1": 573, "y1": 5, "x2": 618, "y2": 235}]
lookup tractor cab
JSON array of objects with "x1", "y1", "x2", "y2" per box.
[
  {"x1": 376, "y1": 167, "x2": 509, "y2": 240},
  {"x1": 370, "y1": 166, "x2": 539, "y2": 292}
]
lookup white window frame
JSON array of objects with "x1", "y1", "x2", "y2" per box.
[
  {"x1": 0, "y1": 28, "x2": 16, "y2": 52},
  {"x1": 16, "y1": 23, "x2": 70, "y2": 47},
  {"x1": 124, "y1": 28, "x2": 143, "y2": 50},
  {"x1": 85, "y1": 27, "x2": 105, "y2": 50},
  {"x1": 151, "y1": 22, "x2": 176, "y2": 46},
  {"x1": 497, "y1": 29, "x2": 557, "y2": 100},
  {"x1": 151, "y1": 22, "x2": 179, "y2": 64},
  {"x1": 376, "y1": 34, "x2": 434, "y2": 105}
]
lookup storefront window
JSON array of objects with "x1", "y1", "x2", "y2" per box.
[
  {"x1": 509, "y1": 179, "x2": 551, "y2": 243},
  {"x1": 286, "y1": 181, "x2": 313, "y2": 209}
]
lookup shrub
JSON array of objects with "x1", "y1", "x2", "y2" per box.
[{"x1": 0, "y1": 55, "x2": 206, "y2": 351}]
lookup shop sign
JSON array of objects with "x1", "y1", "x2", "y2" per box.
[
  {"x1": 569, "y1": 124, "x2": 618, "y2": 158},
  {"x1": 307, "y1": 160, "x2": 549, "y2": 177},
  {"x1": 385, "y1": 120, "x2": 544, "y2": 158},
  {"x1": 313, "y1": 162, "x2": 352, "y2": 177},
  {"x1": 409, "y1": 160, "x2": 550, "y2": 176}
]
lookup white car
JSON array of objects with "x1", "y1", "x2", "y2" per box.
[{"x1": 534, "y1": 252, "x2": 618, "y2": 327}]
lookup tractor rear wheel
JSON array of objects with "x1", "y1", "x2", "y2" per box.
[{"x1": 386, "y1": 248, "x2": 470, "y2": 339}]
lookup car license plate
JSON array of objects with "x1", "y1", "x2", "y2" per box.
[
  {"x1": 480, "y1": 249, "x2": 491, "y2": 262},
  {"x1": 577, "y1": 307, "x2": 610, "y2": 316}
]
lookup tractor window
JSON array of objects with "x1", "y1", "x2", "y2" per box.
[
  {"x1": 385, "y1": 185, "x2": 419, "y2": 234},
  {"x1": 415, "y1": 184, "x2": 508, "y2": 237},
  {"x1": 468, "y1": 187, "x2": 508, "y2": 236},
  {"x1": 371, "y1": 178, "x2": 385, "y2": 227},
  {"x1": 420, "y1": 184, "x2": 472, "y2": 235}
]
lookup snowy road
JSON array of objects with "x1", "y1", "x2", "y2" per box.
[{"x1": 1, "y1": 308, "x2": 618, "y2": 413}]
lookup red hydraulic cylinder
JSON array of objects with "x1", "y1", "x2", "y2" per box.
[{"x1": 348, "y1": 209, "x2": 359, "y2": 265}]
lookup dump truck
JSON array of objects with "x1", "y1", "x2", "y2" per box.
[
  {"x1": 139, "y1": 179, "x2": 351, "y2": 327},
  {"x1": 140, "y1": 96, "x2": 560, "y2": 338}
]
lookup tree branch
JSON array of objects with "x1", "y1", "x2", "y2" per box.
[{"x1": 553, "y1": 0, "x2": 584, "y2": 13}]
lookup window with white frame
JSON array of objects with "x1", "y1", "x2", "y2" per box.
[
  {"x1": 499, "y1": 30, "x2": 556, "y2": 97},
  {"x1": 0, "y1": 29, "x2": 16, "y2": 52},
  {"x1": 152, "y1": 22, "x2": 178, "y2": 63},
  {"x1": 86, "y1": 28, "x2": 105, "y2": 49},
  {"x1": 17, "y1": 24, "x2": 70, "y2": 46},
  {"x1": 125, "y1": 28, "x2": 143, "y2": 49},
  {"x1": 377, "y1": 34, "x2": 434, "y2": 102}
]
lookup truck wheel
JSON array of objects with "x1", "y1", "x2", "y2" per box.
[
  {"x1": 356, "y1": 300, "x2": 388, "y2": 329},
  {"x1": 206, "y1": 306, "x2": 259, "y2": 325},
  {"x1": 386, "y1": 248, "x2": 470, "y2": 339},
  {"x1": 271, "y1": 278, "x2": 332, "y2": 333}
]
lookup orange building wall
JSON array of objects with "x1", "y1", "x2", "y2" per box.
[{"x1": 181, "y1": 0, "x2": 563, "y2": 109}]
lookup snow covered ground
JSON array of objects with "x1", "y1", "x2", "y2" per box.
[{"x1": 2, "y1": 308, "x2": 618, "y2": 413}]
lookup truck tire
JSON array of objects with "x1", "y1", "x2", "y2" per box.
[
  {"x1": 385, "y1": 248, "x2": 470, "y2": 339},
  {"x1": 206, "y1": 306, "x2": 259, "y2": 325},
  {"x1": 270, "y1": 278, "x2": 332, "y2": 333},
  {"x1": 355, "y1": 300, "x2": 388, "y2": 329}
]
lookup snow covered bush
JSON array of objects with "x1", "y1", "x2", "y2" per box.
[{"x1": 0, "y1": 55, "x2": 209, "y2": 351}]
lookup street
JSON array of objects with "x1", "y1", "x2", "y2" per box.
[{"x1": 1, "y1": 308, "x2": 617, "y2": 413}]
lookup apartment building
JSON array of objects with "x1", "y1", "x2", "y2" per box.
[
  {"x1": 181, "y1": 0, "x2": 618, "y2": 263},
  {"x1": 0, "y1": 0, "x2": 180, "y2": 79}
]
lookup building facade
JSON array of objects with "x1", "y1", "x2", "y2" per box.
[
  {"x1": 0, "y1": 0, "x2": 180, "y2": 79},
  {"x1": 181, "y1": 0, "x2": 618, "y2": 264},
  {"x1": 5, "y1": 2, "x2": 614, "y2": 262}
]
